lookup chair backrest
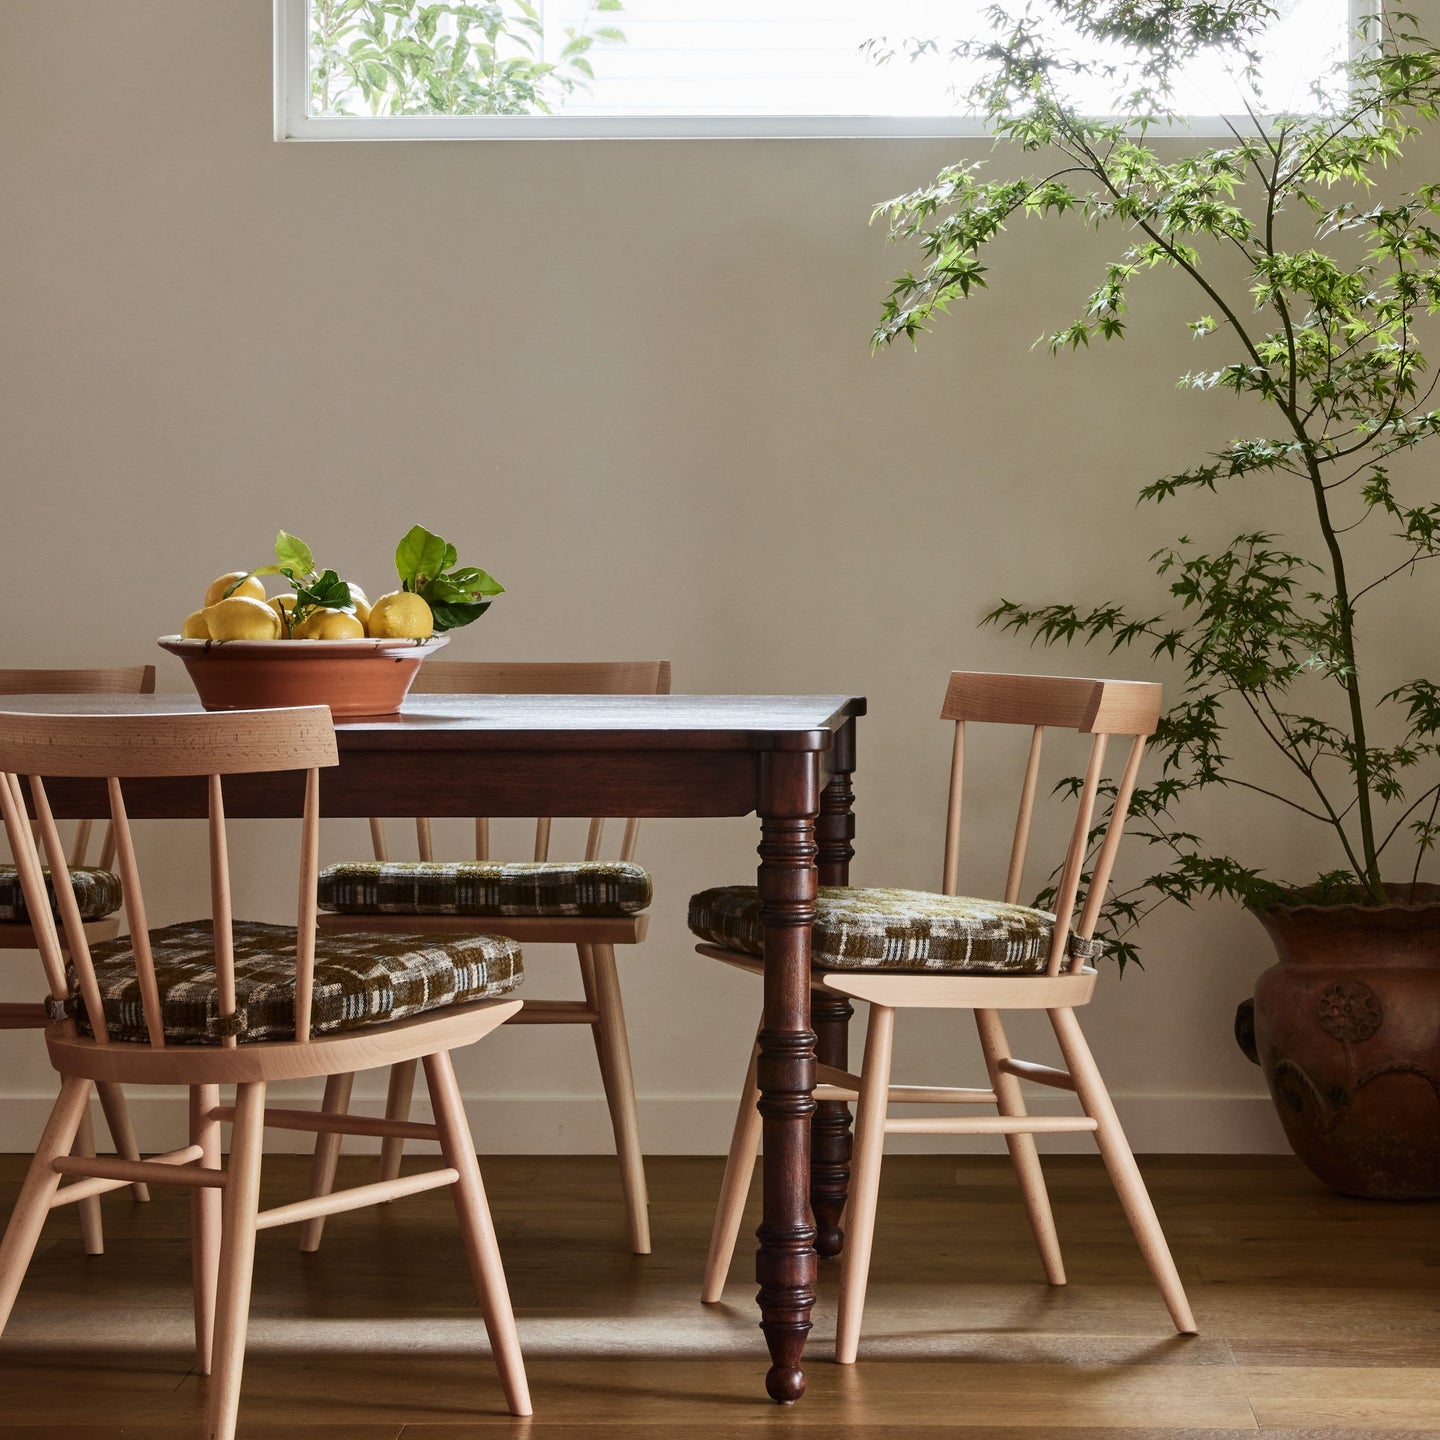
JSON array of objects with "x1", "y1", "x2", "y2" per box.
[
  {"x1": 939, "y1": 672, "x2": 1162, "y2": 975},
  {"x1": 375, "y1": 660, "x2": 673, "y2": 865},
  {"x1": 0, "y1": 667, "x2": 156, "y2": 870},
  {"x1": 0, "y1": 707, "x2": 338, "y2": 1049}
]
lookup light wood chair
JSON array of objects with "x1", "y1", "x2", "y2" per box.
[
  {"x1": 692, "y1": 671, "x2": 1196, "y2": 1360},
  {"x1": 0, "y1": 666, "x2": 157, "y2": 1249},
  {"x1": 309, "y1": 659, "x2": 669, "y2": 1255},
  {"x1": 0, "y1": 705, "x2": 531, "y2": 1437}
]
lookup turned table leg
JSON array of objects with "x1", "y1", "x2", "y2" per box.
[
  {"x1": 754, "y1": 750, "x2": 820, "y2": 1404},
  {"x1": 812, "y1": 716, "x2": 857, "y2": 1259}
]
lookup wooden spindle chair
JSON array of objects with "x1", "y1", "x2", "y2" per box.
[
  {"x1": 690, "y1": 672, "x2": 1196, "y2": 1360},
  {"x1": 0, "y1": 666, "x2": 156, "y2": 1248},
  {"x1": 310, "y1": 660, "x2": 670, "y2": 1254},
  {"x1": 0, "y1": 706, "x2": 530, "y2": 1438}
]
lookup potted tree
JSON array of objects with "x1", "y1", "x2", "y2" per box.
[{"x1": 873, "y1": 0, "x2": 1440, "y2": 1197}]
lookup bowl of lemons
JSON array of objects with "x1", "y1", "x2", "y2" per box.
[{"x1": 160, "y1": 527, "x2": 502, "y2": 718}]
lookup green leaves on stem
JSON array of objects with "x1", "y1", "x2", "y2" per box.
[
  {"x1": 241, "y1": 531, "x2": 352, "y2": 636},
  {"x1": 394, "y1": 524, "x2": 504, "y2": 632},
  {"x1": 309, "y1": 0, "x2": 625, "y2": 118},
  {"x1": 233, "y1": 526, "x2": 503, "y2": 637},
  {"x1": 876, "y1": 2, "x2": 1440, "y2": 958}
]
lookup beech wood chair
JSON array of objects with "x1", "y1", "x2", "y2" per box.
[
  {"x1": 0, "y1": 666, "x2": 157, "y2": 1249},
  {"x1": 0, "y1": 705, "x2": 531, "y2": 1437},
  {"x1": 309, "y1": 659, "x2": 670, "y2": 1255},
  {"x1": 690, "y1": 671, "x2": 1196, "y2": 1361}
]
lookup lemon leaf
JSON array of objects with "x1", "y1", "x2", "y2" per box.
[
  {"x1": 446, "y1": 566, "x2": 505, "y2": 597},
  {"x1": 429, "y1": 598, "x2": 493, "y2": 631},
  {"x1": 395, "y1": 525, "x2": 503, "y2": 629},
  {"x1": 275, "y1": 531, "x2": 316, "y2": 578},
  {"x1": 395, "y1": 525, "x2": 452, "y2": 589},
  {"x1": 293, "y1": 569, "x2": 352, "y2": 616}
]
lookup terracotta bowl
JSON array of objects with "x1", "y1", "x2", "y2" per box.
[{"x1": 158, "y1": 636, "x2": 449, "y2": 718}]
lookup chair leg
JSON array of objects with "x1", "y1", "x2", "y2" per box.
[
  {"x1": 0, "y1": 1078, "x2": 91, "y2": 1334},
  {"x1": 299, "y1": 1071, "x2": 354, "y2": 1253},
  {"x1": 96, "y1": 1082, "x2": 150, "y2": 1203},
  {"x1": 206, "y1": 1080, "x2": 266, "y2": 1440},
  {"x1": 190, "y1": 1083, "x2": 222, "y2": 1376},
  {"x1": 836, "y1": 1004, "x2": 895, "y2": 1366},
  {"x1": 701, "y1": 1036, "x2": 762, "y2": 1303},
  {"x1": 974, "y1": 1008, "x2": 1066, "y2": 1285},
  {"x1": 587, "y1": 943, "x2": 651, "y2": 1255},
  {"x1": 377, "y1": 1058, "x2": 419, "y2": 1183},
  {"x1": 423, "y1": 1048, "x2": 532, "y2": 1417},
  {"x1": 577, "y1": 942, "x2": 604, "y2": 1063},
  {"x1": 1049, "y1": 1006, "x2": 1197, "y2": 1334},
  {"x1": 73, "y1": 1104, "x2": 104, "y2": 1256}
]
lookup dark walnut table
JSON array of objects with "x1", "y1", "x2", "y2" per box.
[{"x1": 13, "y1": 690, "x2": 866, "y2": 1404}]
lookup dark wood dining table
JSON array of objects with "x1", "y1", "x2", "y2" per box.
[{"x1": 10, "y1": 689, "x2": 866, "y2": 1404}]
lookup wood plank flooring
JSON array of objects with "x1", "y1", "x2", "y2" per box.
[{"x1": 0, "y1": 1152, "x2": 1435, "y2": 1435}]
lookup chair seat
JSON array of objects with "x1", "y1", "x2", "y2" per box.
[
  {"x1": 318, "y1": 860, "x2": 653, "y2": 918},
  {"x1": 688, "y1": 885, "x2": 1091, "y2": 974},
  {"x1": 76, "y1": 920, "x2": 523, "y2": 1045},
  {"x1": 0, "y1": 864, "x2": 123, "y2": 925}
]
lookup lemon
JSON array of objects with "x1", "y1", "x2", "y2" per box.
[
  {"x1": 345, "y1": 584, "x2": 372, "y2": 628},
  {"x1": 293, "y1": 608, "x2": 365, "y2": 641},
  {"x1": 366, "y1": 590, "x2": 434, "y2": 640},
  {"x1": 205, "y1": 596, "x2": 282, "y2": 641},
  {"x1": 180, "y1": 609, "x2": 211, "y2": 640},
  {"x1": 204, "y1": 572, "x2": 266, "y2": 608}
]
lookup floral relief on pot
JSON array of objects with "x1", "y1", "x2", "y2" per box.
[{"x1": 1249, "y1": 888, "x2": 1440, "y2": 1199}]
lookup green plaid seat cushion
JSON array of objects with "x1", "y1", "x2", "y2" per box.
[
  {"x1": 689, "y1": 885, "x2": 1086, "y2": 974},
  {"x1": 317, "y1": 860, "x2": 652, "y2": 918},
  {"x1": 0, "y1": 864, "x2": 123, "y2": 925},
  {"x1": 75, "y1": 919, "x2": 523, "y2": 1045}
]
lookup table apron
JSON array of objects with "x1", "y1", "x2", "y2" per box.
[{"x1": 32, "y1": 746, "x2": 843, "y2": 821}]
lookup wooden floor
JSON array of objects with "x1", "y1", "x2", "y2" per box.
[{"x1": 0, "y1": 1150, "x2": 1435, "y2": 1436}]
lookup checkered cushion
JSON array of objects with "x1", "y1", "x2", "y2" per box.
[
  {"x1": 0, "y1": 864, "x2": 123, "y2": 925},
  {"x1": 74, "y1": 919, "x2": 523, "y2": 1045},
  {"x1": 318, "y1": 860, "x2": 652, "y2": 918},
  {"x1": 689, "y1": 885, "x2": 1097, "y2": 974}
]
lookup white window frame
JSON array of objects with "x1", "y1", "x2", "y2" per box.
[{"x1": 274, "y1": 0, "x2": 1378, "y2": 142}]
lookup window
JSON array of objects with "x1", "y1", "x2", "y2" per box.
[{"x1": 276, "y1": 0, "x2": 1372, "y2": 141}]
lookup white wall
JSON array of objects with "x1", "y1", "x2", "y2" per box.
[{"x1": 2, "y1": 1, "x2": 1435, "y2": 1154}]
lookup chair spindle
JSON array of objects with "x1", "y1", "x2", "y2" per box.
[
  {"x1": 1045, "y1": 732, "x2": 1108, "y2": 975},
  {"x1": 1004, "y1": 725, "x2": 1046, "y2": 905},
  {"x1": 1072, "y1": 735, "x2": 1148, "y2": 962},
  {"x1": 941, "y1": 722, "x2": 965, "y2": 896},
  {"x1": 209, "y1": 776, "x2": 239, "y2": 1051},
  {"x1": 0, "y1": 776, "x2": 73, "y2": 1012},
  {"x1": 27, "y1": 777, "x2": 105, "y2": 1042},
  {"x1": 295, "y1": 768, "x2": 322, "y2": 1044},
  {"x1": 107, "y1": 777, "x2": 165, "y2": 1048}
]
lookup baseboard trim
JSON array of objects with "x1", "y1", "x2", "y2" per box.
[{"x1": 0, "y1": 1089, "x2": 1290, "y2": 1156}]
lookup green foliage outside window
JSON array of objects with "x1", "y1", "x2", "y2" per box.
[{"x1": 310, "y1": 0, "x2": 625, "y2": 116}]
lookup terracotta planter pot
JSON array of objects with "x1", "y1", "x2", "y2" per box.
[{"x1": 1245, "y1": 885, "x2": 1440, "y2": 1199}]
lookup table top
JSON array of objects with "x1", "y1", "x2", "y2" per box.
[{"x1": 0, "y1": 692, "x2": 867, "y2": 754}]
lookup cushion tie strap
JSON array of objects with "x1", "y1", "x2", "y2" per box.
[
  {"x1": 206, "y1": 1009, "x2": 248, "y2": 1039},
  {"x1": 1067, "y1": 934, "x2": 1106, "y2": 961},
  {"x1": 44, "y1": 994, "x2": 75, "y2": 1023}
]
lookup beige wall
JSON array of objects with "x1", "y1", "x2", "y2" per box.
[{"x1": 2, "y1": 1, "x2": 1435, "y2": 1154}]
